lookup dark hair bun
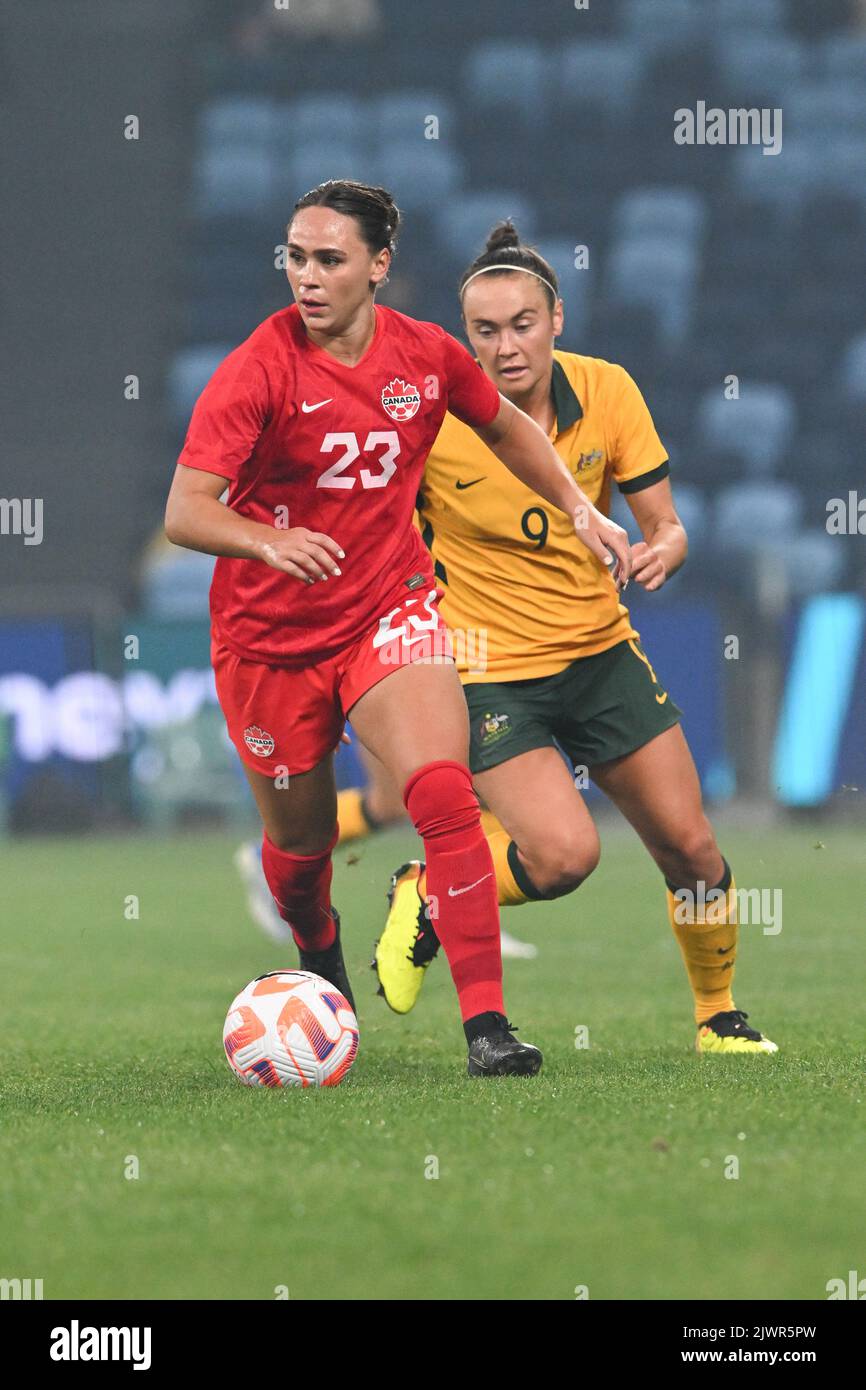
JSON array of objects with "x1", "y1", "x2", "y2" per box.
[
  {"x1": 460, "y1": 218, "x2": 559, "y2": 308},
  {"x1": 485, "y1": 220, "x2": 521, "y2": 254}
]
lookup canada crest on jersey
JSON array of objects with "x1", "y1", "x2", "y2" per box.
[
  {"x1": 381, "y1": 377, "x2": 421, "y2": 422},
  {"x1": 244, "y1": 725, "x2": 275, "y2": 758}
]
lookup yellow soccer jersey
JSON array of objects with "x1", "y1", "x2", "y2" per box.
[{"x1": 415, "y1": 350, "x2": 669, "y2": 683}]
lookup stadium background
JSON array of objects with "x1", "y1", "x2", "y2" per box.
[
  {"x1": 1, "y1": 0, "x2": 865, "y2": 831},
  {"x1": 2, "y1": 0, "x2": 866, "y2": 1310}
]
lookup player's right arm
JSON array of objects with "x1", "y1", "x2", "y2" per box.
[{"x1": 164, "y1": 464, "x2": 344, "y2": 585}]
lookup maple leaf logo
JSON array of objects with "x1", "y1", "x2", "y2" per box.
[{"x1": 381, "y1": 377, "x2": 421, "y2": 421}]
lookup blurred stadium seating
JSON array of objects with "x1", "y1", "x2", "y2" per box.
[
  {"x1": 164, "y1": 0, "x2": 866, "y2": 608},
  {"x1": 0, "y1": 0, "x2": 862, "y2": 831}
]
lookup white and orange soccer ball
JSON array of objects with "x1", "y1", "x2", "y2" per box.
[{"x1": 223, "y1": 971, "x2": 359, "y2": 1088}]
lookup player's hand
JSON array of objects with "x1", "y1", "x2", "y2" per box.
[
  {"x1": 258, "y1": 528, "x2": 345, "y2": 584},
  {"x1": 630, "y1": 541, "x2": 667, "y2": 592},
  {"x1": 572, "y1": 500, "x2": 631, "y2": 590}
]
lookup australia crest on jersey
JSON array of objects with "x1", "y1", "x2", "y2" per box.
[
  {"x1": 479, "y1": 712, "x2": 512, "y2": 747},
  {"x1": 381, "y1": 377, "x2": 421, "y2": 422}
]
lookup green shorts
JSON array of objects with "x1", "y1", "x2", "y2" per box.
[{"x1": 465, "y1": 637, "x2": 682, "y2": 776}]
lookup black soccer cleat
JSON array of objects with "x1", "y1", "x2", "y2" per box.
[
  {"x1": 298, "y1": 907, "x2": 356, "y2": 1015},
  {"x1": 466, "y1": 1013, "x2": 543, "y2": 1077}
]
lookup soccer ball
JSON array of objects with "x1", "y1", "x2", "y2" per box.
[{"x1": 223, "y1": 970, "x2": 359, "y2": 1088}]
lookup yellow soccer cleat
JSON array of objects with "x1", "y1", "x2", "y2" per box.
[
  {"x1": 372, "y1": 861, "x2": 440, "y2": 1014},
  {"x1": 696, "y1": 1009, "x2": 779, "y2": 1055}
]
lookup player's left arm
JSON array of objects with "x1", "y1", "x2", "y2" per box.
[
  {"x1": 607, "y1": 362, "x2": 684, "y2": 592},
  {"x1": 624, "y1": 477, "x2": 688, "y2": 591}
]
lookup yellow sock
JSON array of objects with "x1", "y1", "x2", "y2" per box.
[
  {"x1": 486, "y1": 830, "x2": 530, "y2": 905},
  {"x1": 418, "y1": 828, "x2": 530, "y2": 907},
  {"x1": 480, "y1": 812, "x2": 531, "y2": 904},
  {"x1": 336, "y1": 788, "x2": 373, "y2": 844},
  {"x1": 667, "y1": 871, "x2": 738, "y2": 1025}
]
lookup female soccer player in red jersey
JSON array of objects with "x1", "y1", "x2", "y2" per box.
[{"x1": 165, "y1": 180, "x2": 630, "y2": 1076}]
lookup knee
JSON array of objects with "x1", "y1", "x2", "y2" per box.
[
  {"x1": 366, "y1": 785, "x2": 408, "y2": 825},
  {"x1": 656, "y1": 819, "x2": 721, "y2": 888},
  {"x1": 263, "y1": 825, "x2": 337, "y2": 857},
  {"x1": 403, "y1": 760, "x2": 478, "y2": 840},
  {"x1": 524, "y1": 829, "x2": 601, "y2": 898}
]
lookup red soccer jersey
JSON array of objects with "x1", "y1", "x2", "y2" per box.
[{"x1": 177, "y1": 303, "x2": 501, "y2": 664}]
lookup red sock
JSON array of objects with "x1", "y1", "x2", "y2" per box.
[
  {"x1": 260, "y1": 828, "x2": 339, "y2": 952},
  {"x1": 403, "y1": 759, "x2": 504, "y2": 1023}
]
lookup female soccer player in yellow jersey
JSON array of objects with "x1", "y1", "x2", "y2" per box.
[{"x1": 374, "y1": 220, "x2": 777, "y2": 1056}]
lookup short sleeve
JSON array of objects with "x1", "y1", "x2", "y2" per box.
[
  {"x1": 177, "y1": 347, "x2": 271, "y2": 482},
  {"x1": 439, "y1": 331, "x2": 501, "y2": 428},
  {"x1": 608, "y1": 365, "x2": 669, "y2": 494}
]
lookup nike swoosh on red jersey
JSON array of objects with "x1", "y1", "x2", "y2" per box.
[{"x1": 301, "y1": 398, "x2": 333, "y2": 413}]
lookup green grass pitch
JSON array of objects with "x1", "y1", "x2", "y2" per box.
[{"x1": 1, "y1": 821, "x2": 864, "y2": 1301}]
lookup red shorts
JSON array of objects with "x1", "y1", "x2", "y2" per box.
[{"x1": 212, "y1": 584, "x2": 453, "y2": 777}]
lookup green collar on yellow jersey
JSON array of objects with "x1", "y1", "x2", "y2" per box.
[{"x1": 550, "y1": 358, "x2": 583, "y2": 435}]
